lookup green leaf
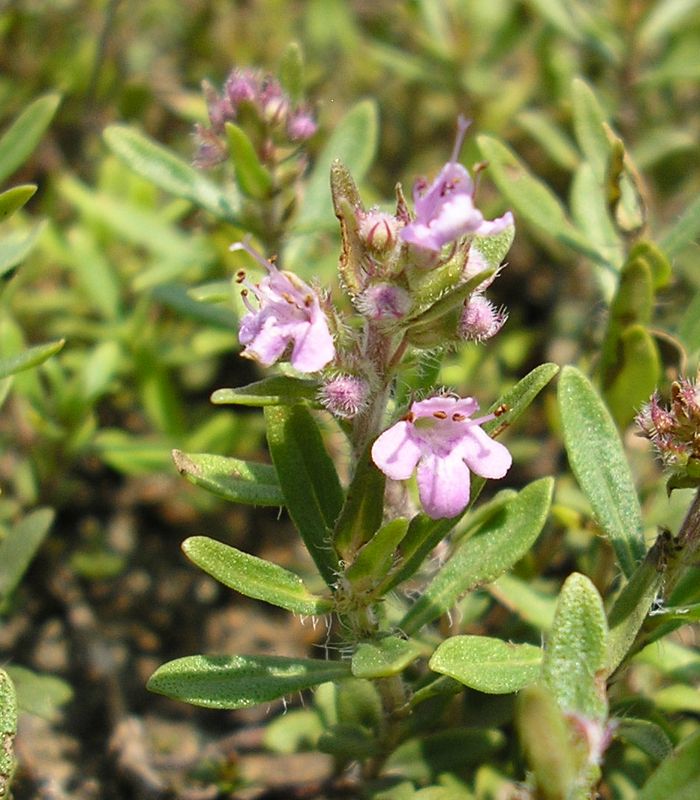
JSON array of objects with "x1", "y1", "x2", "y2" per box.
[
  {"x1": 279, "y1": 41, "x2": 305, "y2": 103},
  {"x1": 571, "y1": 78, "x2": 611, "y2": 184},
  {"x1": 147, "y1": 654, "x2": 351, "y2": 709},
  {"x1": 516, "y1": 110, "x2": 579, "y2": 171},
  {"x1": 606, "y1": 530, "x2": 669, "y2": 674},
  {"x1": 489, "y1": 573, "x2": 557, "y2": 632},
  {"x1": 172, "y1": 450, "x2": 284, "y2": 506},
  {"x1": 516, "y1": 684, "x2": 578, "y2": 800},
  {"x1": 0, "y1": 222, "x2": 45, "y2": 279},
  {"x1": 399, "y1": 478, "x2": 553, "y2": 635},
  {"x1": 0, "y1": 339, "x2": 65, "y2": 380},
  {"x1": 0, "y1": 508, "x2": 54, "y2": 600},
  {"x1": 430, "y1": 635, "x2": 541, "y2": 694},
  {"x1": 103, "y1": 125, "x2": 239, "y2": 221},
  {"x1": 542, "y1": 573, "x2": 608, "y2": 721},
  {"x1": 182, "y1": 536, "x2": 332, "y2": 615},
  {"x1": 225, "y1": 122, "x2": 273, "y2": 199},
  {"x1": 0, "y1": 669, "x2": 17, "y2": 796},
  {"x1": 558, "y1": 366, "x2": 645, "y2": 577},
  {"x1": 0, "y1": 185, "x2": 36, "y2": 221},
  {"x1": 265, "y1": 405, "x2": 343, "y2": 585},
  {"x1": 0, "y1": 93, "x2": 61, "y2": 184},
  {"x1": 264, "y1": 708, "x2": 323, "y2": 754},
  {"x1": 352, "y1": 637, "x2": 423, "y2": 679},
  {"x1": 659, "y1": 193, "x2": 700, "y2": 258},
  {"x1": 638, "y1": 730, "x2": 700, "y2": 800},
  {"x1": 476, "y1": 135, "x2": 603, "y2": 263},
  {"x1": 4, "y1": 666, "x2": 73, "y2": 722},
  {"x1": 637, "y1": 0, "x2": 700, "y2": 47},
  {"x1": 211, "y1": 376, "x2": 319, "y2": 407},
  {"x1": 616, "y1": 718, "x2": 673, "y2": 764},
  {"x1": 345, "y1": 517, "x2": 410, "y2": 592}
]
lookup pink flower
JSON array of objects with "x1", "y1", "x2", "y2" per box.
[
  {"x1": 400, "y1": 118, "x2": 512, "y2": 254},
  {"x1": 371, "y1": 395, "x2": 512, "y2": 519},
  {"x1": 233, "y1": 242, "x2": 335, "y2": 373}
]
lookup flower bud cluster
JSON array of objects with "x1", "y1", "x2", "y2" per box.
[
  {"x1": 194, "y1": 68, "x2": 317, "y2": 168},
  {"x1": 637, "y1": 375, "x2": 700, "y2": 483}
]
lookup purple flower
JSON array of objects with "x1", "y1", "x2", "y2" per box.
[
  {"x1": 371, "y1": 395, "x2": 512, "y2": 519},
  {"x1": 233, "y1": 242, "x2": 335, "y2": 373},
  {"x1": 459, "y1": 295, "x2": 508, "y2": 342},
  {"x1": 400, "y1": 118, "x2": 512, "y2": 254}
]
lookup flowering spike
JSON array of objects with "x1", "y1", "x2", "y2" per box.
[
  {"x1": 459, "y1": 295, "x2": 508, "y2": 342},
  {"x1": 319, "y1": 375, "x2": 370, "y2": 419}
]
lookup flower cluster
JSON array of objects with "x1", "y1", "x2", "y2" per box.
[
  {"x1": 371, "y1": 396, "x2": 511, "y2": 519},
  {"x1": 637, "y1": 376, "x2": 700, "y2": 481},
  {"x1": 231, "y1": 115, "x2": 515, "y2": 517},
  {"x1": 194, "y1": 67, "x2": 317, "y2": 168}
]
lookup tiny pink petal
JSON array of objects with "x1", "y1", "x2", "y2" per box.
[
  {"x1": 417, "y1": 452, "x2": 471, "y2": 519},
  {"x1": 371, "y1": 421, "x2": 423, "y2": 481},
  {"x1": 460, "y1": 425, "x2": 512, "y2": 479}
]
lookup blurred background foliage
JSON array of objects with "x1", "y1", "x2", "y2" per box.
[{"x1": 0, "y1": 0, "x2": 699, "y2": 796}]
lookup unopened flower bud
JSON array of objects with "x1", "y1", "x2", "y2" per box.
[
  {"x1": 287, "y1": 109, "x2": 317, "y2": 141},
  {"x1": 192, "y1": 124, "x2": 227, "y2": 169},
  {"x1": 358, "y1": 210, "x2": 399, "y2": 253},
  {"x1": 319, "y1": 375, "x2": 370, "y2": 419},
  {"x1": 459, "y1": 295, "x2": 507, "y2": 342},
  {"x1": 357, "y1": 283, "x2": 412, "y2": 322},
  {"x1": 225, "y1": 68, "x2": 258, "y2": 106}
]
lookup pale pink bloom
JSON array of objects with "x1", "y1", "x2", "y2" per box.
[
  {"x1": 459, "y1": 295, "x2": 508, "y2": 342},
  {"x1": 319, "y1": 375, "x2": 370, "y2": 419},
  {"x1": 233, "y1": 243, "x2": 335, "y2": 373},
  {"x1": 371, "y1": 395, "x2": 512, "y2": 519}
]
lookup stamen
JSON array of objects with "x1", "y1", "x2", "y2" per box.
[
  {"x1": 240, "y1": 289, "x2": 257, "y2": 313},
  {"x1": 452, "y1": 413, "x2": 466, "y2": 422},
  {"x1": 403, "y1": 411, "x2": 416, "y2": 423},
  {"x1": 235, "y1": 269, "x2": 246, "y2": 283},
  {"x1": 450, "y1": 114, "x2": 472, "y2": 164},
  {"x1": 432, "y1": 410, "x2": 448, "y2": 420},
  {"x1": 230, "y1": 237, "x2": 276, "y2": 273}
]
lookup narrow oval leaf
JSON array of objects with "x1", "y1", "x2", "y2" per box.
[
  {"x1": 637, "y1": 730, "x2": 700, "y2": 800},
  {"x1": 172, "y1": 450, "x2": 284, "y2": 507},
  {"x1": 477, "y1": 135, "x2": 602, "y2": 263},
  {"x1": 225, "y1": 122, "x2": 273, "y2": 199},
  {"x1": 0, "y1": 339, "x2": 65, "y2": 380},
  {"x1": 542, "y1": 573, "x2": 608, "y2": 722},
  {"x1": 0, "y1": 669, "x2": 17, "y2": 796},
  {"x1": 0, "y1": 508, "x2": 54, "y2": 601},
  {"x1": 345, "y1": 517, "x2": 410, "y2": 591},
  {"x1": 0, "y1": 185, "x2": 36, "y2": 221},
  {"x1": 430, "y1": 635, "x2": 541, "y2": 694},
  {"x1": 659, "y1": 193, "x2": 700, "y2": 258},
  {"x1": 399, "y1": 478, "x2": 553, "y2": 635},
  {"x1": 211, "y1": 376, "x2": 319, "y2": 407},
  {"x1": 183, "y1": 536, "x2": 332, "y2": 615},
  {"x1": 265, "y1": 405, "x2": 343, "y2": 585},
  {"x1": 0, "y1": 93, "x2": 61, "y2": 184},
  {"x1": 0, "y1": 221, "x2": 46, "y2": 278},
  {"x1": 148, "y1": 654, "x2": 351, "y2": 709},
  {"x1": 103, "y1": 125, "x2": 240, "y2": 221},
  {"x1": 351, "y1": 637, "x2": 423, "y2": 679},
  {"x1": 616, "y1": 718, "x2": 673, "y2": 764},
  {"x1": 571, "y1": 78, "x2": 611, "y2": 184},
  {"x1": 558, "y1": 366, "x2": 645, "y2": 576}
]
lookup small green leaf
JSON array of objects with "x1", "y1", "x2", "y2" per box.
[
  {"x1": 489, "y1": 573, "x2": 557, "y2": 632},
  {"x1": 516, "y1": 685, "x2": 578, "y2": 800},
  {"x1": 4, "y1": 666, "x2": 73, "y2": 722},
  {"x1": 516, "y1": 109, "x2": 579, "y2": 171},
  {"x1": 638, "y1": 729, "x2": 700, "y2": 800},
  {"x1": 0, "y1": 93, "x2": 61, "y2": 184},
  {"x1": 265, "y1": 404, "x2": 343, "y2": 585},
  {"x1": 659, "y1": 193, "x2": 700, "y2": 258},
  {"x1": 616, "y1": 718, "x2": 673, "y2": 764},
  {"x1": 182, "y1": 536, "x2": 332, "y2": 615},
  {"x1": 542, "y1": 573, "x2": 608, "y2": 721},
  {"x1": 0, "y1": 222, "x2": 45, "y2": 278},
  {"x1": 430, "y1": 635, "x2": 541, "y2": 694},
  {"x1": 225, "y1": 122, "x2": 273, "y2": 199},
  {"x1": 352, "y1": 637, "x2": 423, "y2": 679},
  {"x1": 476, "y1": 135, "x2": 603, "y2": 263},
  {"x1": 0, "y1": 185, "x2": 36, "y2": 221},
  {"x1": 147, "y1": 654, "x2": 351, "y2": 709},
  {"x1": 103, "y1": 125, "x2": 240, "y2": 221},
  {"x1": 558, "y1": 366, "x2": 645, "y2": 576},
  {"x1": 0, "y1": 669, "x2": 17, "y2": 797},
  {"x1": 399, "y1": 478, "x2": 553, "y2": 635},
  {"x1": 345, "y1": 517, "x2": 410, "y2": 592},
  {"x1": 0, "y1": 339, "x2": 65, "y2": 380},
  {"x1": 0, "y1": 508, "x2": 54, "y2": 600},
  {"x1": 318, "y1": 723, "x2": 376, "y2": 760},
  {"x1": 606, "y1": 527, "x2": 670, "y2": 675},
  {"x1": 172, "y1": 450, "x2": 284, "y2": 507},
  {"x1": 211, "y1": 376, "x2": 319, "y2": 407},
  {"x1": 571, "y1": 78, "x2": 611, "y2": 184},
  {"x1": 279, "y1": 41, "x2": 305, "y2": 103}
]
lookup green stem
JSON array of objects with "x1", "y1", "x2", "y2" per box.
[{"x1": 664, "y1": 487, "x2": 700, "y2": 600}]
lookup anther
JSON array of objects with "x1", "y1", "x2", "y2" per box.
[{"x1": 433, "y1": 410, "x2": 448, "y2": 420}]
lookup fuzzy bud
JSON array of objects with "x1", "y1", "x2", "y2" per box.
[
  {"x1": 357, "y1": 283, "x2": 412, "y2": 322},
  {"x1": 287, "y1": 109, "x2": 317, "y2": 141},
  {"x1": 358, "y1": 210, "x2": 399, "y2": 253},
  {"x1": 459, "y1": 295, "x2": 508, "y2": 342},
  {"x1": 319, "y1": 375, "x2": 370, "y2": 419}
]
